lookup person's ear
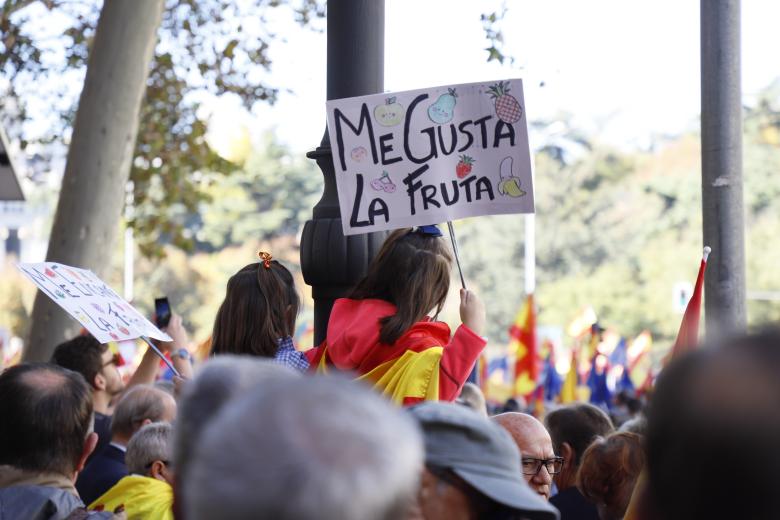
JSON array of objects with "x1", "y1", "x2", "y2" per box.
[
  {"x1": 561, "y1": 442, "x2": 574, "y2": 468},
  {"x1": 93, "y1": 372, "x2": 107, "y2": 391},
  {"x1": 75, "y1": 432, "x2": 99, "y2": 477},
  {"x1": 141, "y1": 418, "x2": 153, "y2": 428},
  {"x1": 150, "y1": 460, "x2": 169, "y2": 482}
]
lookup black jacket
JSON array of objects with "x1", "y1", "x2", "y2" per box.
[{"x1": 75, "y1": 445, "x2": 127, "y2": 507}]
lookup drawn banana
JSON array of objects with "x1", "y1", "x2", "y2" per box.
[{"x1": 497, "y1": 156, "x2": 526, "y2": 198}]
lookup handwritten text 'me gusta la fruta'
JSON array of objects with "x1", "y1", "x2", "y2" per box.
[{"x1": 333, "y1": 92, "x2": 516, "y2": 227}]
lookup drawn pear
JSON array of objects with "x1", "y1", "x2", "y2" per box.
[
  {"x1": 427, "y1": 88, "x2": 458, "y2": 124},
  {"x1": 497, "y1": 156, "x2": 527, "y2": 198}
]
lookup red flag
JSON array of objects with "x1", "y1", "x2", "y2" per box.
[
  {"x1": 669, "y1": 247, "x2": 711, "y2": 359},
  {"x1": 509, "y1": 294, "x2": 538, "y2": 397}
]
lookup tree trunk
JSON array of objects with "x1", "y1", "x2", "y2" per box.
[{"x1": 24, "y1": 0, "x2": 164, "y2": 361}]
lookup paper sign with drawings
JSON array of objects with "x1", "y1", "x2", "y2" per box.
[
  {"x1": 326, "y1": 79, "x2": 535, "y2": 235},
  {"x1": 17, "y1": 262, "x2": 171, "y2": 344}
]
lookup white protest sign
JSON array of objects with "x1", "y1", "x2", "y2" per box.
[
  {"x1": 326, "y1": 79, "x2": 534, "y2": 235},
  {"x1": 17, "y1": 262, "x2": 171, "y2": 344}
]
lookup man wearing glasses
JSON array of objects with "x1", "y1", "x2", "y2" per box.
[
  {"x1": 52, "y1": 335, "x2": 129, "y2": 459},
  {"x1": 90, "y1": 422, "x2": 175, "y2": 518},
  {"x1": 494, "y1": 413, "x2": 560, "y2": 501}
]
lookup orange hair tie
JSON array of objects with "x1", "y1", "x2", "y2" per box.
[{"x1": 258, "y1": 251, "x2": 273, "y2": 269}]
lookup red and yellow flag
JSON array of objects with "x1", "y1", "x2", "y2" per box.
[{"x1": 509, "y1": 294, "x2": 538, "y2": 397}]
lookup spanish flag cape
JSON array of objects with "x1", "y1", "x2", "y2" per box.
[
  {"x1": 90, "y1": 475, "x2": 173, "y2": 520},
  {"x1": 306, "y1": 298, "x2": 486, "y2": 406}
]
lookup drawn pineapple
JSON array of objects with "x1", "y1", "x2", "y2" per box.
[{"x1": 488, "y1": 81, "x2": 523, "y2": 124}]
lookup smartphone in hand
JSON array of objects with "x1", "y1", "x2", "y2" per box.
[{"x1": 154, "y1": 297, "x2": 172, "y2": 328}]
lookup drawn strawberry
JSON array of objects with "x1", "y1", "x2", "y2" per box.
[
  {"x1": 488, "y1": 81, "x2": 523, "y2": 124},
  {"x1": 119, "y1": 326, "x2": 130, "y2": 335},
  {"x1": 455, "y1": 155, "x2": 475, "y2": 179},
  {"x1": 45, "y1": 268, "x2": 56, "y2": 278}
]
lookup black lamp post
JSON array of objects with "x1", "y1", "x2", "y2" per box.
[{"x1": 300, "y1": 0, "x2": 388, "y2": 345}]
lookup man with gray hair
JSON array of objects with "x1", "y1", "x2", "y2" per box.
[
  {"x1": 90, "y1": 422, "x2": 175, "y2": 519},
  {"x1": 77, "y1": 384, "x2": 177, "y2": 505},
  {"x1": 125, "y1": 422, "x2": 174, "y2": 484},
  {"x1": 184, "y1": 375, "x2": 423, "y2": 520},
  {"x1": 173, "y1": 355, "x2": 299, "y2": 490}
]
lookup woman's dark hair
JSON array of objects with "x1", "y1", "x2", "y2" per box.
[
  {"x1": 350, "y1": 228, "x2": 452, "y2": 345},
  {"x1": 210, "y1": 260, "x2": 299, "y2": 357}
]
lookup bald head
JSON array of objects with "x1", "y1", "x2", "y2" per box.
[
  {"x1": 0, "y1": 363, "x2": 94, "y2": 476},
  {"x1": 493, "y1": 413, "x2": 555, "y2": 500}
]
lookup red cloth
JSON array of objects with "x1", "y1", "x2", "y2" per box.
[{"x1": 306, "y1": 298, "x2": 486, "y2": 402}]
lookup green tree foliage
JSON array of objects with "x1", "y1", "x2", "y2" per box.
[
  {"x1": 196, "y1": 132, "x2": 323, "y2": 250},
  {"x1": 0, "y1": 0, "x2": 325, "y2": 257},
  {"x1": 480, "y1": 2, "x2": 513, "y2": 66}
]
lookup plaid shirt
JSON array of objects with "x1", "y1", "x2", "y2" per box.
[{"x1": 273, "y1": 336, "x2": 310, "y2": 372}]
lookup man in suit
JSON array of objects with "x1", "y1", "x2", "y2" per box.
[
  {"x1": 544, "y1": 403, "x2": 614, "y2": 520},
  {"x1": 77, "y1": 384, "x2": 176, "y2": 505}
]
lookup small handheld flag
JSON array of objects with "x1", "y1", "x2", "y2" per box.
[{"x1": 669, "y1": 246, "x2": 711, "y2": 360}]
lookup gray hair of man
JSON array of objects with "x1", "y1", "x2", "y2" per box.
[
  {"x1": 173, "y1": 355, "x2": 300, "y2": 485},
  {"x1": 184, "y1": 375, "x2": 424, "y2": 520},
  {"x1": 126, "y1": 422, "x2": 174, "y2": 476},
  {"x1": 111, "y1": 384, "x2": 175, "y2": 439}
]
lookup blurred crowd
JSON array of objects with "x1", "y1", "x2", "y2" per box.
[{"x1": 1, "y1": 227, "x2": 778, "y2": 519}]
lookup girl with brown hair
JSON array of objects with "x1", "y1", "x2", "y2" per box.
[
  {"x1": 210, "y1": 252, "x2": 309, "y2": 371},
  {"x1": 306, "y1": 226, "x2": 486, "y2": 405}
]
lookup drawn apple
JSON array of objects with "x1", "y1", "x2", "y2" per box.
[
  {"x1": 45, "y1": 268, "x2": 56, "y2": 278},
  {"x1": 374, "y1": 97, "x2": 405, "y2": 127},
  {"x1": 351, "y1": 146, "x2": 368, "y2": 162}
]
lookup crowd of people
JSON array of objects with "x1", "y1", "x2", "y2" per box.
[{"x1": 0, "y1": 226, "x2": 779, "y2": 519}]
